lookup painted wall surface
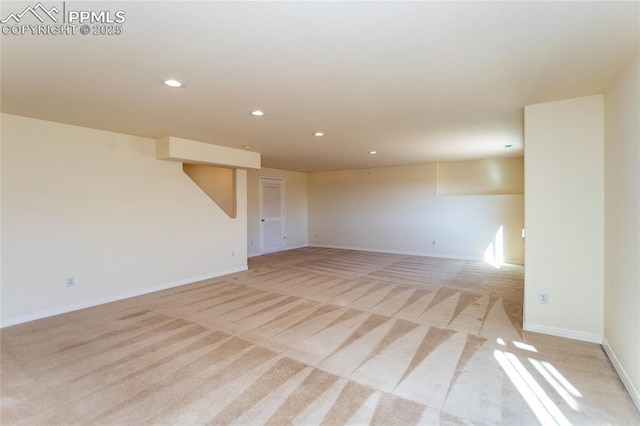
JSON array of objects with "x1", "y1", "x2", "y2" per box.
[
  {"x1": 604, "y1": 53, "x2": 640, "y2": 406},
  {"x1": 437, "y1": 157, "x2": 524, "y2": 196},
  {"x1": 183, "y1": 164, "x2": 236, "y2": 218},
  {"x1": 1, "y1": 114, "x2": 248, "y2": 326},
  {"x1": 247, "y1": 168, "x2": 308, "y2": 257},
  {"x1": 308, "y1": 163, "x2": 524, "y2": 264},
  {"x1": 524, "y1": 95, "x2": 604, "y2": 341}
]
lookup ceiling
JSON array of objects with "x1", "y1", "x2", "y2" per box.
[{"x1": 1, "y1": 1, "x2": 638, "y2": 172}]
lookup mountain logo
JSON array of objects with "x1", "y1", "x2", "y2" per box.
[{"x1": 1, "y1": 2, "x2": 60, "y2": 24}]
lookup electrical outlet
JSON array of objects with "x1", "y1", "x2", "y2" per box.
[
  {"x1": 231, "y1": 251, "x2": 235, "y2": 257},
  {"x1": 538, "y1": 291, "x2": 548, "y2": 304},
  {"x1": 432, "y1": 240, "x2": 436, "y2": 245},
  {"x1": 66, "y1": 276, "x2": 76, "y2": 288}
]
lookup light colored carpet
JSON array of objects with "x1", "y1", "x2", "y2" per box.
[{"x1": 1, "y1": 247, "x2": 638, "y2": 425}]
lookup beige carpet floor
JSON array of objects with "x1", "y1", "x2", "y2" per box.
[{"x1": 1, "y1": 247, "x2": 638, "y2": 425}]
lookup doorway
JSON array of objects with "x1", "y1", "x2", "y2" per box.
[{"x1": 259, "y1": 177, "x2": 285, "y2": 254}]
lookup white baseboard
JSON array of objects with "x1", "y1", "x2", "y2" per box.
[
  {"x1": 310, "y1": 243, "x2": 484, "y2": 261},
  {"x1": 602, "y1": 337, "x2": 640, "y2": 413},
  {"x1": 309, "y1": 243, "x2": 526, "y2": 265},
  {"x1": 523, "y1": 323, "x2": 602, "y2": 344},
  {"x1": 250, "y1": 243, "x2": 524, "y2": 266},
  {"x1": 248, "y1": 244, "x2": 309, "y2": 258},
  {"x1": 0, "y1": 266, "x2": 247, "y2": 328},
  {"x1": 285, "y1": 244, "x2": 308, "y2": 251}
]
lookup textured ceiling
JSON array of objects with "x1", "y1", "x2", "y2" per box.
[{"x1": 1, "y1": 1, "x2": 638, "y2": 171}]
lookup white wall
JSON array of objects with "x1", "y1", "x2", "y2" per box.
[
  {"x1": 437, "y1": 157, "x2": 524, "y2": 196},
  {"x1": 1, "y1": 114, "x2": 248, "y2": 326},
  {"x1": 604, "y1": 53, "x2": 640, "y2": 409},
  {"x1": 524, "y1": 95, "x2": 604, "y2": 342},
  {"x1": 308, "y1": 163, "x2": 524, "y2": 264},
  {"x1": 247, "y1": 168, "x2": 308, "y2": 257}
]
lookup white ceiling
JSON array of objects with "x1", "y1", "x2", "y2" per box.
[{"x1": 1, "y1": 1, "x2": 638, "y2": 172}]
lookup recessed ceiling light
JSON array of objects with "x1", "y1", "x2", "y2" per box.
[
  {"x1": 369, "y1": 150, "x2": 377, "y2": 155},
  {"x1": 251, "y1": 110, "x2": 265, "y2": 116},
  {"x1": 313, "y1": 132, "x2": 324, "y2": 137},
  {"x1": 243, "y1": 145, "x2": 253, "y2": 150},
  {"x1": 505, "y1": 144, "x2": 513, "y2": 148},
  {"x1": 163, "y1": 79, "x2": 184, "y2": 88}
]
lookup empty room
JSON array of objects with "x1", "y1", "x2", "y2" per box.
[{"x1": 1, "y1": 1, "x2": 639, "y2": 424}]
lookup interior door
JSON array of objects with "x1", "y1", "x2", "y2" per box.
[{"x1": 259, "y1": 177, "x2": 285, "y2": 254}]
